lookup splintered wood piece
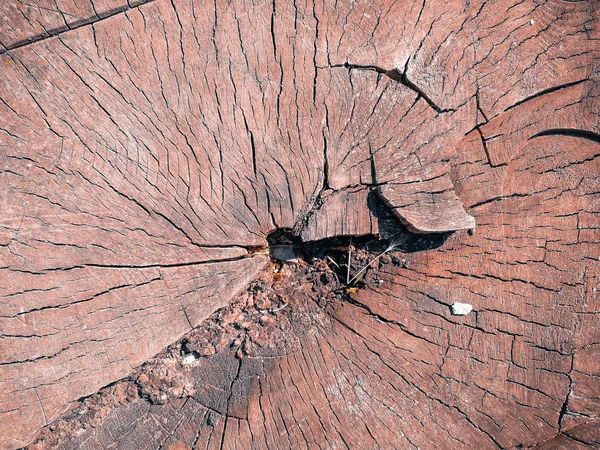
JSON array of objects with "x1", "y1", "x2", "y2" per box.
[{"x1": 378, "y1": 175, "x2": 476, "y2": 233}]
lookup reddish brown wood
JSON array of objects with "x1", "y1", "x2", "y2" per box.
[{"x1": 1, "y1": 0, "x2": 599, "y2": 448}]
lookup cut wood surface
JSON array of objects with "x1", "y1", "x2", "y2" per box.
[{"x1": 0, "y1": 0, "x2": 599, "y2": 448}]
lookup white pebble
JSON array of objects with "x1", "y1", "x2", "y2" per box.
[
  {"x1": 530, "y1": 19, "x2": 534, "y2": 25},
  {"x1": 181, "y1": 354, "x2": 196, "y2": 365},
  {"x1": 451, "y1": 302, "x2": 473, "y2": 316}
]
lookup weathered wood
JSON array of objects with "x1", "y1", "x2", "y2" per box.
[{"x1": 1, "y1": 0, "x2": 599, "y2": 448}]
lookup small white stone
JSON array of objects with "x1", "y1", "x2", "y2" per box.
[
  {"x1": 530, "y1": 19, "x2": 534, "y2": 25},
  {"x1": 451, "y1": 302, "x2": 473, "y2": 316},
  {"x1": 181, "y1": 354, "x2": 196, "y2": 365}
]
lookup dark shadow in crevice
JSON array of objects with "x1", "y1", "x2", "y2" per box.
[
  {"x1": 266, "y1": 194, "x2": 454, "y2": 278},
  {"x1": 368, "y1": 190, "x2": 452, "y2": 252},
  {"x1": 266, "y1": 228, "x2": 303, "y2": 262},
  {"x1": 295, "y1": 192, "x2": 452, "y2": 263},
  {"x1": 266, "y1": 228, "x2": 301, "y2": 247}
]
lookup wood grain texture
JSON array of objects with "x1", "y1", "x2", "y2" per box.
[{"x1": 1, "y1": 0, "x2": 598, "y2": 448}]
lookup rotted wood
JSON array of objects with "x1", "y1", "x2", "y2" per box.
[{"x1": 0, "y1": 0, "x2": 599, "y2": 449}]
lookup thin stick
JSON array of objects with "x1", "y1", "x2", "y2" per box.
[
  {"x1": 347, "y1": 238, "x2": 352, "y2": 284},
  {"x1": 348, "y1": 235, "x2": 401, "y2": 286},
  {"x1": 272, "y1": 303, "x2": 288, "y2": 312},
  {"x1": 348, "y1": 250, "x2": 386, "y2": 286}
]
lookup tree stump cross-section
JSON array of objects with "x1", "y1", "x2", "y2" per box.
[{"x1": 0, "y1": 0, "x2": 599, "y2": 448}]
